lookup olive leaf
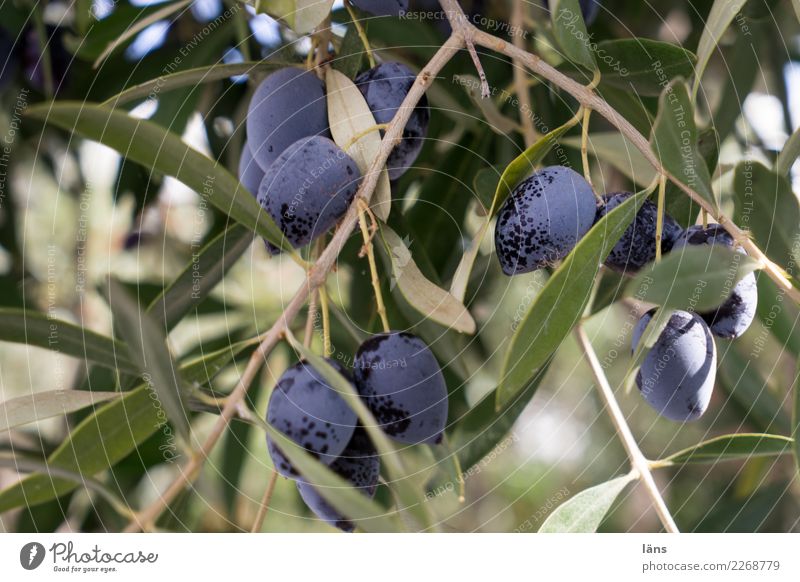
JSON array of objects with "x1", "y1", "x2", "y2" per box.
[
  {"x1": 255, "y1": 0, "x2": 335, "y2": 35},
  {"x1": 562, "y1": 132, "x2": 657, "y2": 188},
  {"x1": 326, "y1": 68, "x2": 392, "y2": 220},
  {"x1": 550, "y1": 0, "x2": 597, "y2": 71},
  {"x1": 0, "y1": 391, "x2": 120, "y2": 433},
  {"x1": 377, "y1": 223, "x2": 476, "y2": 334},
  {"x1": 659, "y1": 433, "x2": 793, "y2": 465},
  {"x1": 539, "y1": 473, "x2": 638, "y2": 533}
]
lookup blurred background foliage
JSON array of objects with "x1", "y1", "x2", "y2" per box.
[{"x1": 0, "y1": 0, "x2": 799, "y2": 532}]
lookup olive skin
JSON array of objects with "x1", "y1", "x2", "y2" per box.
[
  {"x1": 257, "y1": 136, "x2": 361, "y2": 250},
  {"x1": 673, "y1": 225, "x2": 758, "y2": 339},
  {"x1": 266, "y1": 360, "x2": 358, "y2": 478},
  {"x1": 494, "y1": 165, "x2": 596, "y2": 275},
  {"x1": 355, "y1": 62, "x2": 429, "y2": 180},
  {"x1": 596, "y1": 192, "x2": 684, "y2": 274},
  {"x1": 353, "y1": 331, "x2": 448, "y2": 445},
  {"x1": 246, "y1": 67, "x2": 330, "y2": 171},
  {"x1": 350, "y1": 0, "x2": 409, "y2": 17},
  {"x1": 631, "y1": 309, "x2": 716, "y2": 422},
  {"x1": 296, "y1": 429, "x2": 380, "y2": 532},
  {"x1": 238, "y1": 141, "x2": 264, "y2": 198}
]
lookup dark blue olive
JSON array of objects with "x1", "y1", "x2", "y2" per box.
[
  {"x1": 257, "y1": 136, "x2": 361, "y2": 250},
  {"x1": 238, "y1": 140, "x2": 264, "y2": 198},
  {"x1": 296, "y1": 429, "x2": 380, "y2": 532},
  {"x1": 494, "y1": 165, "x2": 596, "y2": 275},
  {"x1": 266, "y1": 360, "x2": 358, "y2": 478},
  {"x1": 673, "y1": 225, "x2": 758, "y2": 339},
  {"x1": 596, "y1": 192, "x2": 684, "y2": 274},
  {"x1": 353, "y1": 331, "x2": 448, "y2": 445},
  {"x1": 355, "y1": 62, "x2": 429, "y2": 180},
  {"x1": 246, "y1": 67, "x2": 330, "y2": 171},
  {"x1": 632, "y1": 309, "x2": 716, "y2": 422}
]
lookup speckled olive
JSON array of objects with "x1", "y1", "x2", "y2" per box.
[
  {"x1": 350, "y1": 0, "x2": 408, "y2": 16},
  {"x1": 238, "y1": 141, "x2": 264, "y2": 198},
  {"x1": 673, "y1": 225, "x2": 758, "y2": 339},
  {"x1": 353, "y1": 331, "x2": 448, "y2": 445},
  {"x1": 494, "y1": 165, "x2": 596, "y2": 275},
  {"x1": 266, "y1": 360, "x2": 358, "y2": 478},
  {"x1": 631, "y1": 309, "x2": 716, "y2": 422},
  {"x1": 257, "y1": 136, "x2": 361, "y2": 250},
  {"x1": 246, "y1": 67, "x2": 330, "y2": 170},
  {"x1": 543, "y1": 0, "x2": 600, "y2": 25},
  {"x1": 355, "y1": 62, "x2": 429, "y2": 180},
  {"x1": 596, "y1": 192, "x2": 684, "y2": 274},
  {"x1": 296, "y1": 429, "x2": 380, "y2": 532}
]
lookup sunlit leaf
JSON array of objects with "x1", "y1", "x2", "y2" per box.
[
  {"x1": 0, "y1": 391, "x2": 120, "y2": 433},
  {"x1": 539, "y1": 473, "x2": 637, "y2": 533},
  {"x1": 661, "y1": 433, "x2": 793, "y2": 464}
]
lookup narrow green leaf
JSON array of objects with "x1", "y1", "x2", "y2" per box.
[
  {"x1": 497, "y1": 193, "x2": 645, "y2": 408},
  {"x1": 0, "y1": 308, "x2": 138, "y2": 374},
  {"x1": 103, "y1": 279, "x2": 190, "y2": 444},
  {"x1": 25, "y1": 103, "x2": 287, "y2": 251},
  {"x1": 332, "y1": 23, "x2": 365, "y2": 79},
  {"x1": 255, "y1": 0, "x2": 334, "y2": 35},
  {"x1": 793, "y1": 360, "x2": 800, "y2": 477},
  {"x1": 539, "y1": 473, "x2": 637, "y2": 533},
  {"x1": 595, "y1": 39, "x2": 696, "y2": 96},
  {"x1": 491, "y1": 116, "x2": 579, "y2": 216},
  {"x1": 0, "y1": 340, "x2": 248, "y2": 511},
  {"x1": 103, "y1": 62, "x2": 290, "y2": 107},
  {"x1": 733, "y1": 161, "x2": 800, "y2": 270},
  {"x1": 691, "y1": 0, "x2": 750, "y2": 101},
  {"x1": 563, "y1": 132, "x2": 657, "y2": 188},
  {"x1": 662, "y1": 433, "x2": 794, "y2": 464},
  {"x1": 147, "y1": 224, "x2": 253, "y2": 332},
  {"x1": 376, "y1": 224, "x2": 476, "y2": 334},
  {"x1": 550, "y1": 0, "x2": 597, "y2": 70},
  {"x1": 626, "y1": 245, "x2": 759, "y2": 312},
  {"x1": 651, "y1": 79, "x2": 716, "y2": 210},
  {"x1": 0, "y1": 391, "x2": 120, "y2": 433},
  {"x1": 777, "y1": 126, "x2": 800, "y2": 177}
]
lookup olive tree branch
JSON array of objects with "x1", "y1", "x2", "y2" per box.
[
  {"x1": 574, "y1": 326, "x2": 680, "y2": 533},
  {"x1": 437, "y1": 0, "x2": 800, "y2": 304},
  {"x1": 121, "y1": 33, "x2": 466, "y2": 533}
]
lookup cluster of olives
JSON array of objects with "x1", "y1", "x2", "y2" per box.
[
  {"x1": 495, "y1": 166, "x2": 757, "y2": 422},
  {"x1": 266, "y1": 331, "x2": 447, "y2": 531},
  {"x1": 238, "y1": 62, "x2": 428, "y2": 250}
]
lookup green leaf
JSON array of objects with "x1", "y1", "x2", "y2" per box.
[
  {"x1": 497, "y1": 192, "x2": 645, "y2": 408},
  {"x1": 691, "y1": 0, "x2": 750, "y2": 101},
  {"x1": 794, "y1": 360, "x2": 800, "y2": 478},
  {"x1": 550, "y1": 0, "x2": 596, "y2": 70},
  {"x1": 563, "y1": 132, "x2": 657, "y2": 188},
  {"x1": 661, "y1": 433, "x2": 794, "y2": 464},
  {"x1": 473, "y1": 167, "x2": 501, "y2": 214},
  {"x1": 626, "y1": 245, "x2": 759, "y2": 312},
  {"x1": 733, "y1": 161, "x2": 800, "y2": 270},
  {"x1": 103, "y1": 279, "x2": 190, "y2": 444},
  {"x1": 332, "y1": 23, "x2": 366, "y2": 79},
  {"x1": 538, "y1": 473, "x2": 637, "y2": 533},
  {"x1": 256, "y1": 0, "x2": 334, "y2": 35},
  {"x1": 25, "y1": 102, "x2": 287, "y2": 251},
  {"x1": 376, "y1": 224, "x2": 476, "y2": 334},
  {"x1": 102, "y1": 62, "x2": 290, "y2": 107},
  {"x1": 491, "y1": 116, "x2": 579, "y2": 216},
  {"x1": 0, "y1": 391, "x2": 120, "y2": 433},
  {"x1": 777, "y1": 126, "x2": 800, "y2": 177},
  {"x1": 595, "y1": 39, "x2": 696, "y2": 96},
  {"x1": 0, "y1": 308, "x2": 139, "y2": 374},
  {"x1": 0, "y1": 340, "x2": 248, "y2": 511},
  {"x1": 0, "y1": 386, "x2": 163, "y2": 512},
  {"x1": 147, "y1": 224, "x2": 253, "y2": 332},
  {"x1": 650, "y1": 79, "x2": 716, "y2": 210}
]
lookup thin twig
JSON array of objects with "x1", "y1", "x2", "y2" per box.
[
  {"x1": 434, "y1": 0, "x2": 799, "y2": 303},
  {"x1": 511, "y1": 0, "x2": 536, "y2": 146},
  {"x1": 251, "y1": 469, "x2": 279, "y2": 532},
  {"x1": 357, "y1": 200, "x2": 390, "y2": 332},
  {"x1": 655, "y1": 173, "x2": 667, "y2": 262},
  {"x1": 122, "y1": 33, "x2": 465, "y2": 533},
  {"x1": 574, "y1": 326, "x2": 680, "y2": 533}
]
